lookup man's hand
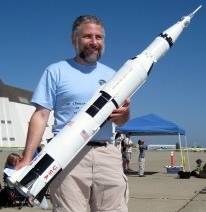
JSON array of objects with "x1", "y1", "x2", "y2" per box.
[
  {"x1": 15, "y1": 157, "x2": 30, "y2": 170},
  {"x1": 110, "y1": 99, "x2": 130, "y2": 126}
]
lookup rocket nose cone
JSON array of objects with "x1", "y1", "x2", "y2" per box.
[{"x1": 192, "y1": 5, "x2": 202, "y2": 15}]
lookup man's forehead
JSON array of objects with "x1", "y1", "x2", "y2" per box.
[{"x1": 80, "y1": 23, "x2": 104, "y2": 35}]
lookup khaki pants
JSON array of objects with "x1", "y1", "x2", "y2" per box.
[
  {"x1": 50, "y1": 143, "x2": 129, "y2": 212},
  {"x1": 138, "y1": 157, "x2": 145, "y2": 176}
]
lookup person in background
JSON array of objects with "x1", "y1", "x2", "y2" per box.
[
  {"x1": 190, "y1": 159, "x2": 204, "y2": 177},
  {"x1": 138, "y1": 139, "x2": 148, "y2": 177},
  {"x1": 2, "y1": 153, "x2": 35, "y2": 208},
  {"x1": 3, "y1": 153, "x2": 22, "y2": 185},
  {"x1": 16, "y1": 15, "x2": 130, "y2": 212},
  {"x1": 4, "y1": 153, "x2": 22, "y2": 169},
  {"x1": 114, "y1": 132, "x2": 124, "y2": 151},
  {"x1": 122, "y1": 134, "x2": 133, "y2": 172}
]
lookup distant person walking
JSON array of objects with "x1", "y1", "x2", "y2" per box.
[{"x1": 138, "y1": 139, "x2": 148, "y2": 177}]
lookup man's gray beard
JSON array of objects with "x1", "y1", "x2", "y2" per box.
[
  {"x1": 76, "y1": 45, "x2": 104, "y2": 64},
  {"x1": 80, "y1": 52, "x2": 101, "y2": 63}
]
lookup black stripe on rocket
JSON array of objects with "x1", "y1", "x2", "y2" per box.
[
  {"x1": 159, "y1": 33, "x2": 173, "y2": 47},
  {"x1": 86, "y1": 90, "x2": 119, "y2": 128},
  {"x1": 19, "y1": 154, "x2": 62, "y2": 188},
  {"x1": 19, "y1": 153, "x2": 62, "y2": 201},
  {"x1": 86, "y1": 90, "x2": 118, "y2": 117}
]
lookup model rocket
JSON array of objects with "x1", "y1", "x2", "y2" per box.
[{"x1": 5, "y1": 5, "x2": 202, "y2": 203}]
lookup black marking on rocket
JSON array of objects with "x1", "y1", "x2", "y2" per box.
[
  {"x1": 111, "y1": 99, "x2": 119, "y2": 109},
  {"x1": 131, "y1": 56, "x2": 154, "y2": 76},
  {"x1": 20, "y1": 154, "x2": 54, "y2": 186},
  {"x1": 147, "y1": 63, "x2": 154, "y2": 76},
  {"x1": 159, "y1": 33, "x2": 173, "y2": 47},
  {"x1": 131, "y1": 56, "x2": 137, "y2": 60},
  {"x1": 86, "y1": 91, "x2": 118, "y2": 117}
]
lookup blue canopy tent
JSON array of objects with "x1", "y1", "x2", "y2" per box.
[
  {"x1": 116, "y1": 113, "x2": 190, "y2": 171},
  {"x1": 116, "y1": 113, "x2": 185, "y2": 136}
]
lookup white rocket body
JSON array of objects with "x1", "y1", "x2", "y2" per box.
[{"x1": 7, "y1": 6, "x2": 201, "y2": 202}]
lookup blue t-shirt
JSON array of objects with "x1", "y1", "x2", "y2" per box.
[
  {"x1": 31, "y1": 59, "x2": 116, "y2": 140},
  {"x1": 139, "y1": 144, "x2": 148, "y2": 158}
]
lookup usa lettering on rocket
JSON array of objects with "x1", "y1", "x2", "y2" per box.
[{"x1": 5, "y1": 5, "x2": 202, "y2": 203}]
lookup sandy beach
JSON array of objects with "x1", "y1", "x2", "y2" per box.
[{"x1": 1, "y1": 149, "x2": 206, "y2": 212}]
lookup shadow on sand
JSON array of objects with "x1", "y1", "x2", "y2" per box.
[{"x1": 124, "y1": 170, "x2": 158, "y2": 176}]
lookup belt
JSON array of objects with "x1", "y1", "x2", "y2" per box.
[{"x1": 87, "y1": 141, "x2": 107, "y2": 147}]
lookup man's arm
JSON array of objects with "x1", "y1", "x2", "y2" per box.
[{"x1": 16, "y1": 106, "x2": 50, "y2": 169}]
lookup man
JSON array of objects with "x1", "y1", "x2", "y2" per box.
[
  {"x1": 122, "y1": 135, "x2": 133, "y2": 172},
  {"x1": 16, "y1": 15, "x2": 130, "y2": 212}
]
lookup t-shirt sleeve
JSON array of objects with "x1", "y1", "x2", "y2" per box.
[{"x1": 31, "y1": 68, "x2": 57, "y2": 110}]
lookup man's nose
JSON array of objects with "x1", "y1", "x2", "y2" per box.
[{"x1": 90, "y1": 36, "x2": 98, "y2": 44}]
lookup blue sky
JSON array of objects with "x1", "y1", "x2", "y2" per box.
[{"x1": 0, "y1": 0, "x2": 205, "y2": 147}]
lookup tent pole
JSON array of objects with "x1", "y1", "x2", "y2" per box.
[
  {"x1": 178, "y1": 133, "x2": 184, "y2": 171},
  {"x1": 184, "y1": 135, "x2": 190, "y2": 171}
]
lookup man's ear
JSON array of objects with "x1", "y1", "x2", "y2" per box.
[{"x1": 72, "y1": 35, "x2": 76, "y2": 46}]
